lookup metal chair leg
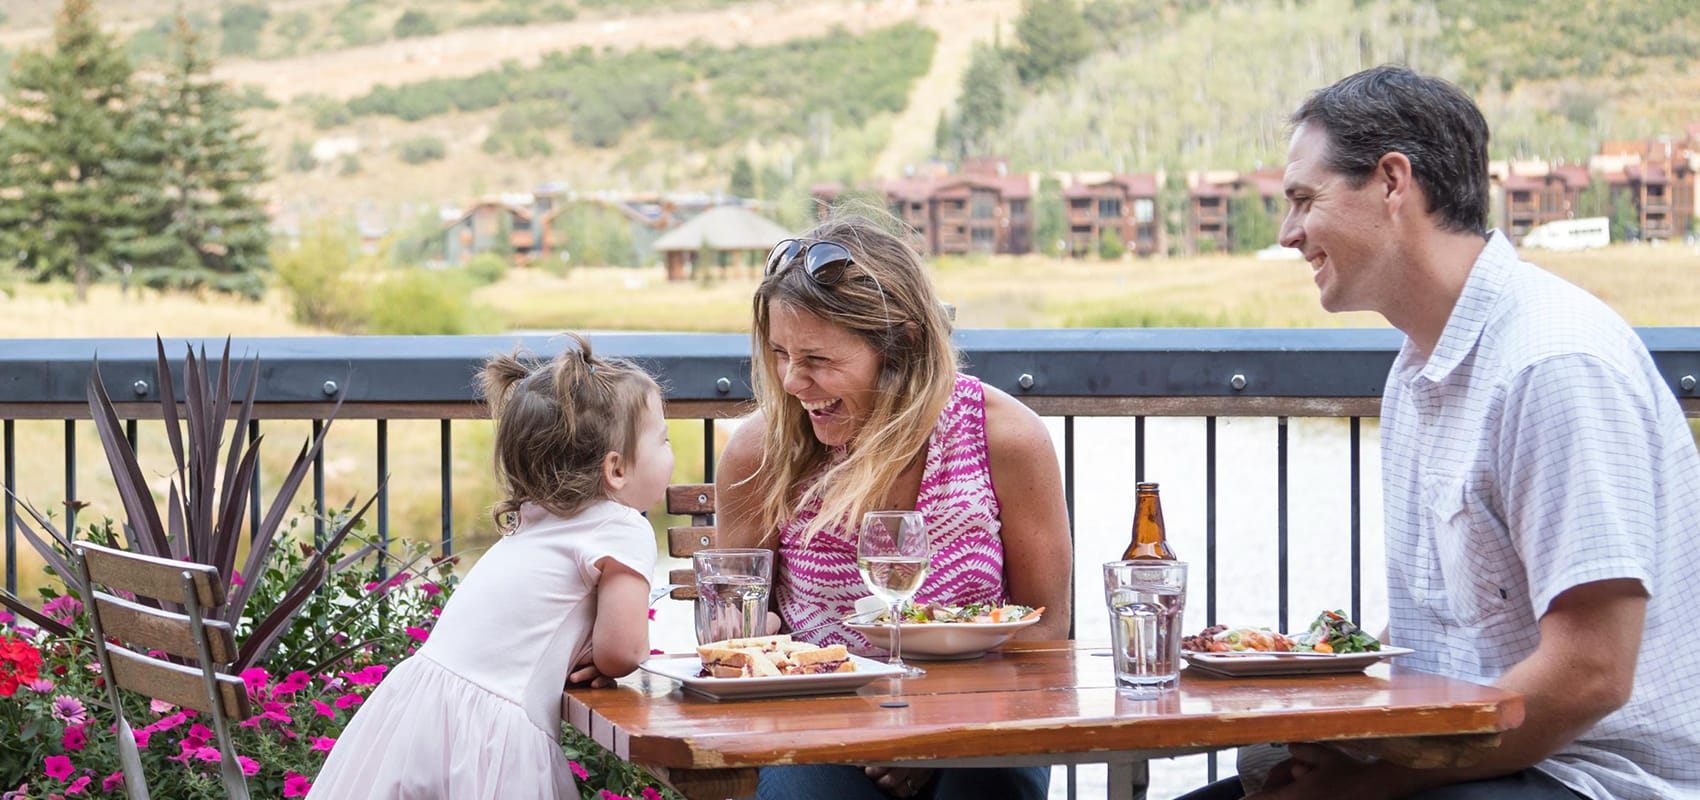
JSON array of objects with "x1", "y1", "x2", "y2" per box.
[{"x1": 1107, "y1": 758, "x2": 1148, "y2": 800}]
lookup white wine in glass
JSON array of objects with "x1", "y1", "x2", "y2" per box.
[{"x1": 856, "y1": 510, "x2": 929, "y2": 678}]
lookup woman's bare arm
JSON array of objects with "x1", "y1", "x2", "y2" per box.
[{"x1": 982, "y1": 386, "x2": 1073, "y2": 641}]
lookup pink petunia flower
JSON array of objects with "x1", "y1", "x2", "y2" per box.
[
  {"x1": 42, "y1": 596, "x2": 82, "y2": 624},
  {"x1": 404, "y1": 626, "x2": 429, "y2": 643},
  {"x1": 310, "y1": 700, "x2": 336, "y2": 719},
  {"x1": 43, "y1": 756, "x2": 73, "y2": 781},
  {"x1": 237, "y1": 757, "x2": 260, "y2": 777},
  {"x1": 101, "y1": 772, "x2": 125, "y2": 792},
  {"x1": 333, "y1": 694, "x2": 362, "y2": 710},
  {"x1": 568, "y1": 760, "x2": 588, "y2": 780},
  {"x1": 231, "y1": 570, "x2": 245, "y2": 587},
  {"x1": 340, "y1": 665, "x2": 388, "y2": 686},
  {"x1": 193, "y1": 746, "x2": 221, "y2": 763},
  {"x1": 598, "y1": 791, "x2": 631, "y2": 800},
  {"x1": 309, "y1": 737, "x2": 337, "y2": 752},
  {"x1": 642, "y1": 788, "x2": 663, "y2": 800},
  {"x1": 239, "y1": 668, "x2": 271, "y2": 697},
  {"x1": 283, "y1": 772, "x2": 313, "y2": 798},
  {"x1": 60, "y1": 725, "x2": 86, "y2": 752},
  {"x1": 648, "y1": 608, "x2": 657, "y2": 621},
  {"x1": 148, "y1": 699, "x2": 174, "y2": 715},
  {"x1": 185, "y1": 724, "x2": 213, "y2": 748},
  {"x1": 273, "y1": 671, "x2": 311, "y2": 696},
  {"x1": 419, "y1": 582, "x2": 441, "y2": 596},
  {"x1": 0, "y1": 609, "x2": 13, "y2": 625},
  {"x1": 130, "y1": 728, "x2": 151, "y2": 749},
  {"x1": 65, "y1": 775, "x2": 90, "y2": 795}
]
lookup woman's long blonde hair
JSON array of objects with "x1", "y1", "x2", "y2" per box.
[{"x1": 747, "y1": 214, "x2": 959, "y2": 545}]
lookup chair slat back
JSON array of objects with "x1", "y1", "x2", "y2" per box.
[
  {"x1": 92, "y1": 591, "x2": 239, "y2": 665},
  {"x1": 665, "y1": 484, "x2": 718, "y2": 601},
  {"x1": 79, "y1": 543, "x2": 225, "y2": 608},
  {"x1": 106, "y1": 645, "x2": 251, "y2": 720}
]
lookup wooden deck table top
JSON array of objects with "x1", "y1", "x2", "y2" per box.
[{"x1": 564, "y1": 642, "x2": 1524, "y2": 800}]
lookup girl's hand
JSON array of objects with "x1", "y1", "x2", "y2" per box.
[
  {"x1": 766, "y1": 611, "x2": 784, "y2": 635},
  {"x1": 567, "y1": 662, "x2": 615, "y2": 688}
]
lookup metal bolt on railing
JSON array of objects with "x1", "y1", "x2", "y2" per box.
[
  {"x1": 715, "y1": 377, "x2": 732, "y2": 394},
  {"x1": 1230, "y1": 373, "x2": 1248, "y2": 391},
  {"x1": 131, "y1": 380, "x2": 149, "y2": 397},
  {"x1": 1018, "y1": 373, "x2": 1035, "y2": 390},
  {"x1": 322, "y1": 380, "x2": 340, "y2": 397},
  {"x1": 1682, "y1": 374, "x2": 1697, "y2": 392}
]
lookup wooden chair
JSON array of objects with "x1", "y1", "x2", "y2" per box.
[
  {"x1": 664, "y1": 483, "x2": 718, "y2": 600},
  {"x1": 73, "y1": 542, "x2": 253, "y2": 800}
]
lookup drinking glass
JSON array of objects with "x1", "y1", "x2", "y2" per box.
[
  {"x1": 693, "y1": 548, "x2": 773, "y2": 645},
  {"x1": 1103, "y1": 560, "x2": 1188, "y2": 694},
  {"x1": 856, "y1": 510, "x2": 929, "y2": 678}
]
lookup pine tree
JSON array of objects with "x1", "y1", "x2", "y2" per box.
[
  {"x1": 114, "y1": 19, "x2": 272, "y2": 299},
  {"x1": 0, "y1": 0, "x2": 141, "y2": 301},
  {"x1": 729, "y1": 155, "x2": 756, "y2": 199},
  {"x1": 1012, "y1": 0, "x2": 1091, "y2": 85},
  {"x1": 955, "y1": 44, "x2": 1013, "y2": 154},
  {"x1": 1229, "y1": 186, "x2": 1279, "y2": 253}
]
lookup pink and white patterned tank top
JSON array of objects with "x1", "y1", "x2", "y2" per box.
[{"x1": 775, "y1": 373, "x2": 1007, "y2": 648}]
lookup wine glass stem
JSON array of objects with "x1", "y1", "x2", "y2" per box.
[{"x1": 888, "y1": 601, "x2": 904, "y2": 667}]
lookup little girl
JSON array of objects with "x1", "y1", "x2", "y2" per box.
[{"x1": 309, "y1": 333, "x2": 671, "y2": 799}]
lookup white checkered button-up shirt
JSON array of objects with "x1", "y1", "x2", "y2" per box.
[{"x1": 1381, "y1": 232, "x2": 1700, "y2": 799}]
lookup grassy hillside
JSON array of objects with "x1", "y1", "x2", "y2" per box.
[
  {"x1": 988, "y1": 0, "x2": 1700, "y2": 172},
  {"x1": 4, "y1": 0, "x2": 1698, "y2": 222}
]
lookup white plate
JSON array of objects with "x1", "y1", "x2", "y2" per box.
[
  {"x1": 1182, "y1": 646, "x2": 1415, "y2": 677},
  {"x1": 639, "y1": 654, "x2": 904, "y2": 701},
  {"x1": 844, "y1": 616, "x2": 1041, "y2": 660}
]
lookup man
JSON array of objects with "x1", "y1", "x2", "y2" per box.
[{"x1": 1187, "y1": 66, "x2": 1700, "y2": 799}]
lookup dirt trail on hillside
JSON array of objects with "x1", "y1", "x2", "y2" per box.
[
  {"x1": 211, "y1": 0, "x2": 1008, "y2": 104},
  {"x1": 871, "y1": 0, "x2": 1016, "y2": 177}
]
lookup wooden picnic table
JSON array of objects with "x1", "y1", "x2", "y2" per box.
[{"x1": 563, "y1": 642, "x2": 1524, "y2": 800}]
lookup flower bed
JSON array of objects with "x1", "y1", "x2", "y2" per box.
[{"x1": 0, "y1": 525, "x2": 680, "y2": 800}]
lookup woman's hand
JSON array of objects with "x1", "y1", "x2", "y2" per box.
[{"x1": 865, "y1": 765, "x2": 935, "y2": 798}]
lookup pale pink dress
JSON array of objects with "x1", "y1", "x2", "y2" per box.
[
  {"x1": 776, "y1": 373, "x2": 1008, "y2": 648},
  {"x1": 307, "y1": 500, "x2": 656, "y2": 799}
]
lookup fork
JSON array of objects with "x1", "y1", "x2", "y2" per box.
[{"x1": 785, "y1": 609, "x2": 885, "y2": 638}]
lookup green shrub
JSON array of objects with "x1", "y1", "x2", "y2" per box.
[
  {"x1": 365, "y1": 269, "x2": 490, "y2": 335},
  {"x1": 219, "y1": 3, "x2": 271, "y2": 56},
  {"x1": 286, "y1": 138, "x2": 318, "y2": 172},
  {"x1": 272, "y1": 219, "x2": 368, "y2": 331},
  {"x1": 463, "y1": 252, "x2": 508, "y2": 286},
  {"x1": 1098, "y1": 226, "x2": 1125, "y2": 260},
  {"x1": 396, "y1": 135, "x2": 447, "y2": 164},
  {"x1": 393, "y1": 9, "x2": 439, "y2": 39}
]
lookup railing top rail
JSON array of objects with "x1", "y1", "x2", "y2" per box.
[{"x1": 3, "y1": 329, "x2": 1698, "y2": 410}]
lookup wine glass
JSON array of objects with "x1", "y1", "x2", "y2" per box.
[{"x1": 856, "y1": 510, "x2": 929, "y2": 678}]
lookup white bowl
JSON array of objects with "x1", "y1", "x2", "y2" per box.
[{"x1": 844, "y1": 597, "x2": 1041, "y2": 660}]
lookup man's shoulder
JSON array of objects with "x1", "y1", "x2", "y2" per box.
[{"x1": 1480, "y1": 259, "x2": 1645, "y2": 374}]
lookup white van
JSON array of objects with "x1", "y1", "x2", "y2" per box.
[{"x1": 1521, "y1": 217, "x2": 1610, "y2": 251}]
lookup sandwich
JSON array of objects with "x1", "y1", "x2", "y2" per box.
[
  {"x1": 697, "y1": 645, "x2": 783, "y2": 678},
  {"x1": 786, "y1": 644, "x2": 852, "y2": 674},
  {"x1": 696, "y1": 636, "x2": 855, "y2": 677}
]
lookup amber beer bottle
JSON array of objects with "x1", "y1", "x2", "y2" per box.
[{"x1": 1122, "y1": 482, "x2": 1177, "y2": 560}]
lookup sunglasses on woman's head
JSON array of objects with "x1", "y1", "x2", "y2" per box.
[{"x1": 765, "y1": 239, "x2": 854, "y2": 285}]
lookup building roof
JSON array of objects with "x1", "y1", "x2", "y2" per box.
[
  {"x1": 1062, "y1": 173, "x2": 1160, "y2": 198},
  {"x1": 651, "y1": 205, "x2": 794, "y2": 253}
]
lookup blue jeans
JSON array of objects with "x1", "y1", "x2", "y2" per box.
[
  {"x1": 756, "y1": 764, "x2": 1049, "y2": 800},
  {"x1": 1174, "y1": 769, "x2": 1587, "y2": 800}
]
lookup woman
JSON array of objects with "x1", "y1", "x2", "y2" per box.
[{"x1": 717, "y1": 214, "x2": 1072, "y2": 800}]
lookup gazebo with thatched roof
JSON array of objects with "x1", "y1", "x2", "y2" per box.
[{"x1": 652, "y1": 205, "x2": 793, "y2": 281}]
